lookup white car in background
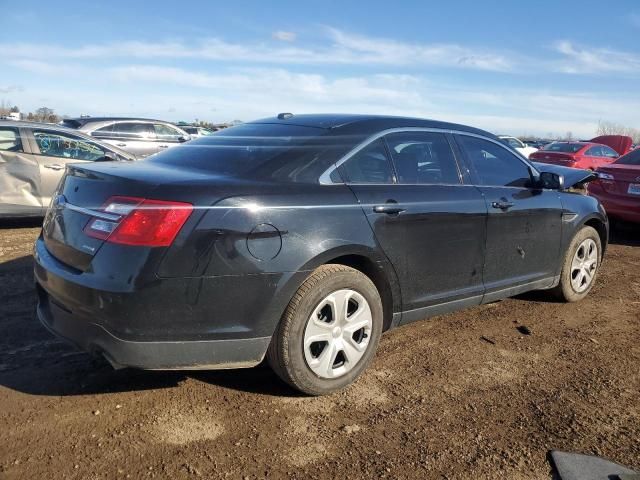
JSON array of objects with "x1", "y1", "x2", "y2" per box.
[{"x1": 498, "y1": 135, "x2": 538, "y2": 159}]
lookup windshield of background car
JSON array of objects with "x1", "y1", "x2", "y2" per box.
[
  {"x1": 542, "y1": 142, "x2": 586, "y2": 153},
  {"x1": 148, "y1": 123, "x2": 354, "y2": 183},
  {"x1": 616, "y1": 148, "x2": 640, "y2": 165}
]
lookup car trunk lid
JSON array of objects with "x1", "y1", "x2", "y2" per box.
[{"x1": 596, "y1": 163, "x2": 640, "y2": 197}]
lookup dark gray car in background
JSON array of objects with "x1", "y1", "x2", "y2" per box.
[
  {"x1": 0, "y1": 121, "x2": 134, "y2": 218},
  {"x1": 61, "y1": 117, "x2": 191, "y2": 157}
]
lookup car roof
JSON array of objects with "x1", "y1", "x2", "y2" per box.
[
  {"x1": 249, "y1": 114, "x2": 497, "y2": 138},
  {"x1": 63, "y1": 117, "x2": 171, "y2": 127}
]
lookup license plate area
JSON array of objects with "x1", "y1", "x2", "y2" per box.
[{"x1": 628, "y1": 183, "x2": 640, "y2": 195}]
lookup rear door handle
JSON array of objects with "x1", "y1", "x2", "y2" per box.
[
  {"x1": 44, "y1": 164, "x2": 64, "y2": 171},
  {"x1": 116, "y1": 143, "x2": 127, "y2": 147},
  {"x1": 158, "y1": 145, "x2": 169, "y2": 149},
  {"x1": 373, "y1": 204, "x2": 405, "y2": 215},
  {"x1": 491, "y1": 200, "x2": 515, "y2": 210}
]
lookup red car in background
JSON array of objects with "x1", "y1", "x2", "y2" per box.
[
  {"x1": 530, "y1": 135, "x2": 633, "y2": 170},
  {"x1": 588, "y1": 148, "x2": 640, "y2": 223}
]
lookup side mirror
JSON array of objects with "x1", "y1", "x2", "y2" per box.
[
  {"x1": 538, "y1": 171, "x2": 564, "y2": 190},
  {"x1": 178, "y1": 135, "x2": 190, "y2": 143},
  {"x1": 100, "y1": 151, "x2": 118, "y2": 162}
]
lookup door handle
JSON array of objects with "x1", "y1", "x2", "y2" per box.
[
  {"x1": 44, "y1": 164, "x2": 64, "y2": 171},
  {"x1": 158, "y1": 145, "x2": 169, "y2": 149},
  {"x1": 491, "y1": 200, "x2": 515, "y2": 210},
  {"x1": 373, "y1": 204, "x2": 405, "y2": 215},
  {"x1": 116, "y1": 143, "x2": 127, "y2": 147}
]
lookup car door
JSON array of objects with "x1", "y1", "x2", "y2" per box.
[
  {"x1": 455, "y1": 134, "x2": 562, "y2": 301},
  {"x1": 338, "y1": 130, "x2": 487, "y2": 322},
  {"x1": 30, "y1": 128, "x2": 110, "y2": 209},
  {"x1": 0, "y1": 125, "x2": 43, "y2": 216}
]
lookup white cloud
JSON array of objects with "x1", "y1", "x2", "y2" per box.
[
  {"x1": 553, "y1": 40, "x2": 640, "y2": 74},
  {"x1": 272, "y1": 30, "x2": 296, "y2": 42},
  {"x1": 0, "y1": 28, "x2": 515, "y2": 72}
]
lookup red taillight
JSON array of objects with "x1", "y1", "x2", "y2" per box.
[{"x1": 84, "y1": 196, "x2": 193, "y2": 247}]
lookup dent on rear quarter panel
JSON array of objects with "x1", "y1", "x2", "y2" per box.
[
  {"x1": 0, "y1": 151, "x2": 41, "y2": 209},
  {"x1": 157, "y1": 185, "x2": 377, "y2": 278}
]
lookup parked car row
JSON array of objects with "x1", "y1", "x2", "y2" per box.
[{"x1": 0, "y1": 120, "x2": 135, "y2": 217}]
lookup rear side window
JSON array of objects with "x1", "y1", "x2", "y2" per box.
[
  {"x1": 0, "y1": 127, "x2": 22, "y2": 152},
  {"x1": 385, "y1": 131, "x2": 460, "y2": 184},
  {"x1": 110, "y1": 122, "x2": 155, "y2": 140},
  {"x1": 457, "y1": 135, "x2": 531, "y2": 188},
  {"x1": 340, "y1": 138, "x2": 394, "y2": 184}
]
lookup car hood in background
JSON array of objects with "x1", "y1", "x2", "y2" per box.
[{"x1": 532, "y1": 162, "x2": 598, "y2": 189}]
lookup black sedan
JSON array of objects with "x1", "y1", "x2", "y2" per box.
[{"x1": 34, "y1": 114, "x2": 608, "y2": 395}]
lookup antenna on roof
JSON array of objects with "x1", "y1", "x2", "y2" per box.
[{"x1": 277, "y1": 112, "x2": 293, "y2": 120}]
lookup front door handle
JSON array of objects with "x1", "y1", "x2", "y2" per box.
[
  {"x1": 116, "y1": 143, "x2": 127, "y2": 147},
  {"x1": 158, "y1": 145, "x2": 169, "y2": 149},
  {"x1": 373, "y1": 204, "x2": 405, "y2": 215},
  {"x1": 44, "y1": 164, "x2": 64, "y2": 171},
  {"x1": 491, "y1": 200, "x2": 515, "y2": 210}
]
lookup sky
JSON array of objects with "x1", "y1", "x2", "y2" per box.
[{"x1": 2, "y1": 0, "x2": 640, "y2": 138}]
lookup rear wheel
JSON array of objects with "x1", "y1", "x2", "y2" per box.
[
  {"x1": 267, "y1": 265, "x2": 383, "y2": 396},
  {"x1": 552, "y1": 226, "x2": 601, "y2": 302}
]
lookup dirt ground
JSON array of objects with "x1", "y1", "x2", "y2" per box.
[{"x1": 0, "y1": 220, "x2": 638, "y2": 480}]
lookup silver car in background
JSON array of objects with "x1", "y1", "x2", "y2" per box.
[
  {"x1": 0, "y1": 121, "x2": 134, "y2": 218},
  {"x1": 60, "y1": 117, "x2": 191, "y2": 157}
]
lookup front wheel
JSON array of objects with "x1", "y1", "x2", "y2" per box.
[
  {"x1": 552, "y1": 226, "x2": 602, "y2": 302},
  {"x1": 267, "y1": 265, "x2": 383, "y2": 396}
]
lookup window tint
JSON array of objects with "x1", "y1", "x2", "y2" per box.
[
  {"x1": 33, "y1": 131, "x2": 106, "y2": 161},
  {"x1": 458, "y1": 135, "x2": 531, "y2": 187},
  {"x1": 586, "y1": 146, "x2": 603, "y2": 157},
  {"x1": 0, "y1": 127, "x2": 22, "y2": 152},
  {"x1": 154, "y1": 124, "x2": 184, "y2": 142},
  {"x1": 341, "y1": 138, "x2": 394, "y2": 184},
  {"x1": 385, "y1": 131, "x2": 460, "y2": 184},
  {"x1": 617, "y1": 148, "x2": 640, "y2": 165}
]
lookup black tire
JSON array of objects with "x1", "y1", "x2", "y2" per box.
[
  {"x1": 267, "y1": 264, "x2": 383, "y2": 396},
  {"x1": 551, "y1": 226, "x2": 602, "y2": 302}
]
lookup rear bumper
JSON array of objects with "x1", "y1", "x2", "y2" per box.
[
  {"x1": 33, "y1": 236, "x2": 305, "y2": 370},
  {"x1": 37, "y1": 287, "x2": 270, "y2": 369}
]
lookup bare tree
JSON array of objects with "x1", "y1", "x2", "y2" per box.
[{"x1": 596, "y1": 120, "x2": 640, "y2": 143}]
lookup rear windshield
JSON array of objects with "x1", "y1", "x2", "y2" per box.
[
  {"x1": 59, "y1": 119, "x2": 82, "y2": 129},
  {"x1": 542, "y1": 142, "x2": 586, "y2": 153},
  {"x1": 148, "y1": 123, "x2": 353, "y2": 183},
  {"x1": 616, "y1": 148, "x2": 640, "y2": 165}
]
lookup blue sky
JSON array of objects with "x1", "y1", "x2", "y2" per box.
[{"x1": 2, "y1": 0, "x2": 640, "y2": 137}]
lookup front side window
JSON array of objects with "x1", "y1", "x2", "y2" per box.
[
  {"x1": 458, "y1": 135, "x2": 531, "y2": 188},
  {"x1": 340, "y1": 138, "x2": 394, "y2": 184},
  {"x1": 33, "y1": 130, "x2": 106, "y2": 161},
  {"x1": 0, "y1": 127, "x2": 22, "y2": 152},
  {"x1": 154, "y1": 124, "x2": 184, "y2": 142},
  {"x1": 385, "y1": 131, "x2": 460, "y2": 185},
  {"x1": 503, "y1": 137, "x2": 524, "y2": 149}
]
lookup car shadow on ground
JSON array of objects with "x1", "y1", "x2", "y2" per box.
[
  {"x1": 609, "y1": 220, "x2": 640, "y2": 247},
  {"x1": 0, "y1": 217, "x2": 43, "y2": 229},
  {"x1": 0, "y1": 254, "x2": 299, "y2": 398}
]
